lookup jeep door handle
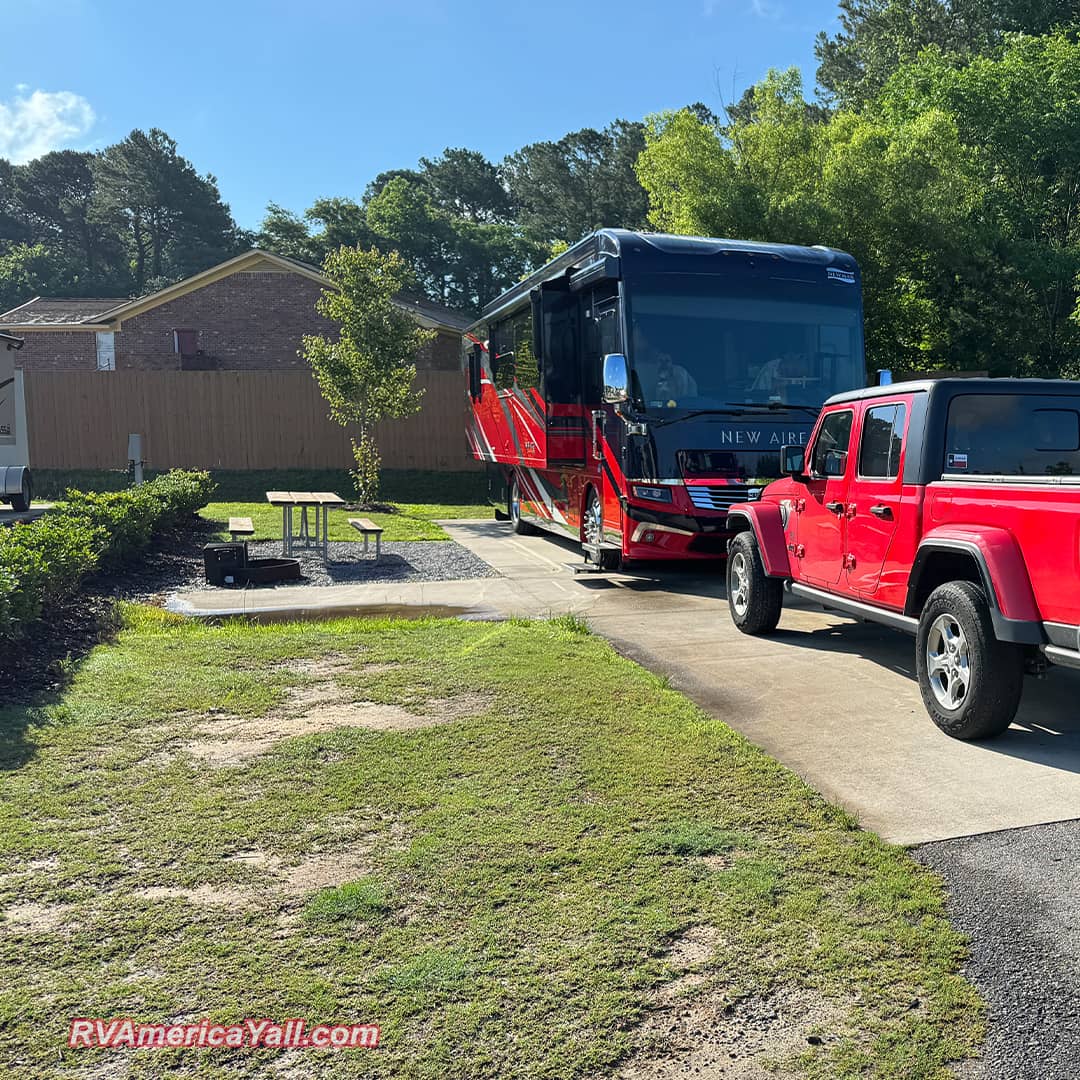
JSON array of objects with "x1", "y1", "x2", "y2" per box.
[
  {"x1": 825, "y1": 501, "x2": 844, "y2": 515},
  {"x1": 869, "y1": 504, "x2": 893, "y2": 520}
]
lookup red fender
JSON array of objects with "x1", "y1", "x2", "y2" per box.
[
  {"x1": 727, "y1": 503, "x2": 791, "y2": 578},
  {"x1": 915, "y1": 526, "x2": 1039, "y2": 622}
]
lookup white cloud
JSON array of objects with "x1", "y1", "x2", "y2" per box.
[
  {"x1": 749, "y1": 0, "x2": 783, "y2": 18},
  {"x1": 704, "y1": 0, "x2": 783, "y2": 17},
  {"x1": 0, "y1": 87, "x2": 95, "y2": 163}
]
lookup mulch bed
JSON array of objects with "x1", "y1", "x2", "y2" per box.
[{"x1": 0, "y1": 519, "x2": 217, "y2": 704}]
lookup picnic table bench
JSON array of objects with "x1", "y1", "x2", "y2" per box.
[
  {"x1": 228, "y1": 516, "x2": 254, "y2": 541},
  {"x1": 265, "y1": 491, "x2": 345, "y2": 559},
  {"x1": 348, "y1": 517, "x2": 383, "y2": 558}
]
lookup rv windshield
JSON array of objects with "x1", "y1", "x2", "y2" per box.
[{"x1": 625, "y1": 273, "x2": 864, "y2": 412}]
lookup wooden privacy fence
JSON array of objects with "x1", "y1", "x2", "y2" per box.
[{"x1": 24, "y1": 370, "x2": 480, "y2": 472}]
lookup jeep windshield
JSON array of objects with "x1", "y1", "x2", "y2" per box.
[
  {"x1": 945, "y1": 393, "x2": 1080, "y2": 477},
  {"x1": 624, "y1": 272, "x2": 864, "y2": 414}
]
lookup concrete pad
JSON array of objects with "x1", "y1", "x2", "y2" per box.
[
  {"x1": 169, "y1": 519, "x2": 1080, "y2": 845},
  {"x1": 0, "y1": 503, "x2": 52, "y2": 526}
]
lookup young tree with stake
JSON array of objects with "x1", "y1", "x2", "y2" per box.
[{"x1": 303, "y1": 246, "x2": 432, "y2": 504}]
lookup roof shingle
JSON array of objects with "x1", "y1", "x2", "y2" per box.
[{"x1": 0, "y1": 297, "x2": 129, "y2": 326}]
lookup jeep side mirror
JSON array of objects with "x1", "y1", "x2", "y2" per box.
[
  {"x1": 780, "y1": 444, "x2": 806, "y2": 477},
  {"x1": 602, "y1": 353, "x2": 629, "y2": 404}
]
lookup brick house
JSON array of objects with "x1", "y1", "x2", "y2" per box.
[{"x1": 0, "y1": 250, "x2": 470, "y2": 373}]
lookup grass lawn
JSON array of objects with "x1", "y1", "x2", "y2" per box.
[
  {"x1": 201, "y1": 501, "x2": 491, "y2": 543},
  {"x1": 0, "y1": 610, "x2": 982, "y2": 1078}
]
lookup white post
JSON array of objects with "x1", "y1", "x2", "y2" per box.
[{"x1": 127, "y1": 433, "x2": 144, "y2": 486}]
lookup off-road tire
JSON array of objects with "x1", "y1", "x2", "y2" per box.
[
  {"x1": 727, "y1": 531, "x2": 783, "y2": 635},
  {"x1": 915, "y1": 580, "x2": 1024, "y2": 740},
  {"x1": 509, "y1": 473, "x2": 535, "y2": 535}
]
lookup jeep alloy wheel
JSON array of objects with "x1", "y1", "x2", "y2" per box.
[
  {"x1": 925, "y1": 614, "x2": 970, "y2": 710},
  {"x1": 730, "y1": 550, "x2": 751, "y2": 617},
  {"x1": 726, "y1": 531, "x2": 783, "y2": 635},
  {"x1": 915, "y1": 581, "x2": 1024, "y2": 739}
]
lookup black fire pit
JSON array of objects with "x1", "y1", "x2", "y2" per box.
[
  {"x1": 203, "y1": 543, "x2": 301, "y2": 587},
  {"x1": 241, "y1": 557, "x2": 302, "y2": 585}
]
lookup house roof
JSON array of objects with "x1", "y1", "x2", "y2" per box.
[
  {"x1": 0, "y1": 297, "x2": 129, "y2": 327},
  {"x1": 0, "y1": 250, "x2": 470, "y2": 335},
  {"x1": 396, "y1": 292, "x2": 473, "y2": 333}
]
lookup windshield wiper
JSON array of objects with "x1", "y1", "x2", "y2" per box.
[
  {"x1": 723, "y1": 401, "x2": 821, "y2": 417},
  {"x1": 649, "y1": 408, "x2": 747, "y2": 427}
]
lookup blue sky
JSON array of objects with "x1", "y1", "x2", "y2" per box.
[{"x1": 3, "y1": 0, "x2": 841, "y2": 230}]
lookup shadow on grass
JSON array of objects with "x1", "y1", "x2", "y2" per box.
[{"x1": 0, "y1": 518, "x2": 216, "y2": 771}]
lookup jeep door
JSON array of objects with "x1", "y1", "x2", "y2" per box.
[
  {"x1": 845, "y1": 399, "x2": 909, "y2": 599},
  {"x1": 798, "y1": 407, "x2": 855, "y2": 585}
]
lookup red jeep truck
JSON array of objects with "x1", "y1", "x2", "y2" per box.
[{"x1": 725, "y1": 378, "x2": 1080, "y2": 740}]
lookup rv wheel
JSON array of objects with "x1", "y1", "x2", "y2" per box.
[{"x1": 509, "y1": 474, "x2": 535, "y2": 535}]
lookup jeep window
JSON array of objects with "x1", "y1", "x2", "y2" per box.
[
  {"x1": 945, "y1": 395, "x2": 1080, "y2": 476},
  {"x1": 858, "y1": 403, "x2": 906, "y2": 479},
  {"x1": 810, "y1": 409, "x2": 853, "y2": 477}
]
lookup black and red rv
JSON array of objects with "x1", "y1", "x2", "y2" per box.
[{"x1": 464, "y1": 229, "x2": 867, "y2": 568}]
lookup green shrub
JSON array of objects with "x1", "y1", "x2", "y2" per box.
[{"x1": 0, "y1": 469, "x2": 215, "y2": 640}]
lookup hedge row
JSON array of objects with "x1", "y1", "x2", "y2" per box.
[{"x1": 0, "y1": 469, "x2": 215, "y2": 639}]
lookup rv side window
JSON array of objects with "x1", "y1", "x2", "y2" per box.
[
  {"x1": 541, "y1": 293, "x2": 581, "y2": 405},
  {"x1": 491, "y1": 306, "x2": 538, "y2": 393}
]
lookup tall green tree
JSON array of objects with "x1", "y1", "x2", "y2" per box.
[
  {"x1": 418, "y1": 147, "x2": 513, "y2": 223},
  {"x1": 0, "y1": 244, "x2": 74, "y2": 313},
  {"x1": 503, "y1": 120, "x2": 650, "y2": 243},
  {"x1": 815, "y1": 0, "x2": 1080, "y2": 107},
  {"x1": 14, "y1": 150, "x2": 126, "y2": 289},
  {"x1": 637, "y1": 68, "x2": 987, "y2": 374},
  {"x1": 93, "y1": 128, "x2": 244, "y2": 292},
  {"x1": 880, "y1": 33, "x2": 1080, "y2": 374},
  {"x1": 302, "y1": 246, "x2": 432, "y2": 503}
]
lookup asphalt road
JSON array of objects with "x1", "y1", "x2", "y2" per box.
[{"x1": 915, "y1": 821, "x2": 1080, "y2": 1080}]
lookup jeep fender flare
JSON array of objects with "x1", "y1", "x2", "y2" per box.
[
  {"x1": 726, "y1": 504, "x2": 791, "y2": 578},
  {"x1": 907, "y1": 527, "x2": 1043, "y2": 645}
]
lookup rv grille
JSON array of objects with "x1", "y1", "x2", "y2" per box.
[{"x1": 686, "y1": 484, "x2": 750, "y2": 513}]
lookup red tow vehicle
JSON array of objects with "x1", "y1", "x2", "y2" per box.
[{"x1": 726, "y1": 378, "x2": 1080, "y2": 739}]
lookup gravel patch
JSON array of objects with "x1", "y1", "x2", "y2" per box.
[
  {"x1": 914, "y1": 819, "x2": 1080, "y2": 1080},
  {"x1": 180, "y1": 539, "x2": 499, "y2": 591}
]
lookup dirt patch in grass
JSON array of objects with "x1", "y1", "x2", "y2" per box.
[
  {"x1": 226, "y1": 847, "x2": 376, "y2": 896},
  {"x1": 134, "y1": 884, "x2": 257, "y2": 909},
  {"x1": 273, "y1": 654, "x2": 356, "y2": 678},
  {"x1": 177, "y1": 688, "x2": 494, "y2": 765},
  {"x1": 608, "y1": 925, "x2": 849, "y2": 1078},
  {"x1": 2, "y1": 901, "x2": 79, "y2": 932}
]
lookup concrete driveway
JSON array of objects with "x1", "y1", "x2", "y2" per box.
[{"x1": 441, "y1": 521, "x2": 1080, "y2": 848}]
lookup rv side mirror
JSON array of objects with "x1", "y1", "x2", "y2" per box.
[
  {"x1": 780, "y1": 444, "x2": 806, "y2": 478},
  {"x1": 603, "y1": 353, "x2": 629, "y2": 404},
  {"x1": 468, "y1": 343, "x2": 483, "y2": 400}
]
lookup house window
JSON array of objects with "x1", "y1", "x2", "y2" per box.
[
  {"x1": 173, "y1": 329, "x2": 199, "y2": 360},
  {"x1": 95, "y1": 331, "x2": 116, "y2": 372}
]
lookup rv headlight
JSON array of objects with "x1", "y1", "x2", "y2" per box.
[{"x1": 632, "y1": 485, "x2": 672, "y2": 502}]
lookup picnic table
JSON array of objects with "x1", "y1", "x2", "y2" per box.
[{"x1": 265, "y1": 491, "x2": 345, "y2": 559}]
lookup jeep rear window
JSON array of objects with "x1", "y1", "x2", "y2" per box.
[{"x1": 945, "y1": 395, "x2": 1080, "y2": 476}]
